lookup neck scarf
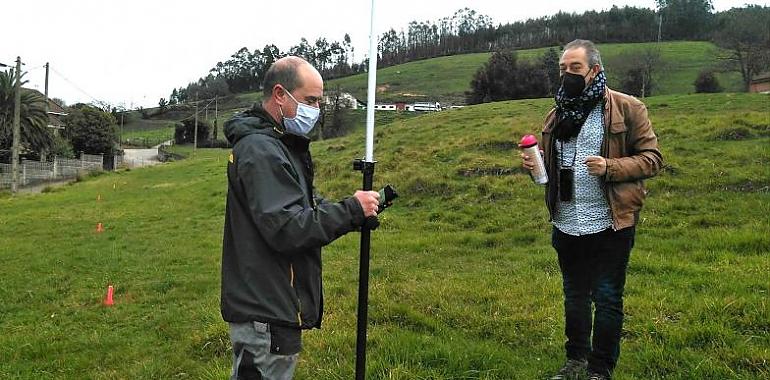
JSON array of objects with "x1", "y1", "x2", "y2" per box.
[{"x1": 553, "y1": 70, "x2": 607, "y2": 141}]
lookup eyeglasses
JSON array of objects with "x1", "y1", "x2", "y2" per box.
[{"x1": 281, "y1": 85, "x2": 321, "y2": 107}]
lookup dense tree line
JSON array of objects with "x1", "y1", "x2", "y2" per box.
[{"x1": 168, "y1": 1, "x2": 768, "y2": 105}]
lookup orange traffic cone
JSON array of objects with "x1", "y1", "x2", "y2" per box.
[
  {"x1": 96, "y1": 222, "x2": 105, "y2": 233},
  {"x1": 104, "y1": 285, "x2": 114, "y2": 306}
]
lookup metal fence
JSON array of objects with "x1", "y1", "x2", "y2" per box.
[{"x1": 0, "y1": 154, "x2": 104, "y2": 189}]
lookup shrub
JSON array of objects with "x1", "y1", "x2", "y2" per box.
[
  {"x1": 466, "y1": 50, "x2": 549, "y2": 104},
  {"x1": 694, "y1": 71, "x2": 723, "y2": 93},
  {"x1": 174, "y1": 119, "x2": 211, "y2": 145}
]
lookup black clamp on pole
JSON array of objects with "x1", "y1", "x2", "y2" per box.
[{"x1": 353, "y1": 159, "x2": 379, "y2": 229}]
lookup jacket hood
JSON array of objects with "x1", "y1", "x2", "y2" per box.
[{"x1": 224, "y1": 104, "x2": 284, "y2": 145}]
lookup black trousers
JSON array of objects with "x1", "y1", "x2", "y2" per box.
[{"x1": 552, "y1": 226, "x2": 635, "y2": 376}]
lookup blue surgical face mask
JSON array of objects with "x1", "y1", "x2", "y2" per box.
[{"x1": 281, "y1": 89, "x2": 320, "y2": 136}]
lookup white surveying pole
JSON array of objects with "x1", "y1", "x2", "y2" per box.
[
  {"x1": 354, "y1": 1, "x2": 378, "y2": 379},
  {"x1": 364, "y1": 0, "x2": 377, "y2": 163}
]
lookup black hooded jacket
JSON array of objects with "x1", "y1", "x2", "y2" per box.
[{"x1": 221, "y1": 104, "x2": 365, "y2": 329}]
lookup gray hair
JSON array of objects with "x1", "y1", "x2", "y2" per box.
[
  {"x1": 564, "y1": 39, "x2": 603, "y2": 70},
  {"x1": 262, "y1": 56, "x2": 307, "y2": 97}
]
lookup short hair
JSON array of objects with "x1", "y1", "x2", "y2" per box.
[
  {"x1": 564, "y1": 39, "x2": 603, "y2": 70},
  {"x1": 262, "y1": 57, "x2": 306, "y2": 97}
]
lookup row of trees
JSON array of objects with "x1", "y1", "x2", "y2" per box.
[
  {"x1": 168, "y1": 2, "x2": 768, "y2": 108},
  {"x1": 461, "y1": 3, "x2": 770, "y2": 103},
  {"x1": 168, "y1": 34, "x2": 362, "y2": 105},
  {"x1": 0, "y1": 69, "x2": 118, "y2": 162},
  {"x1": 378, "y1": 2, "x2": 768, "y2": 90}
]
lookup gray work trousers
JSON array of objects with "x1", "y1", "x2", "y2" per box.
[{"x1": 229, "y1": 321, "x2": 300, "y2": 380}]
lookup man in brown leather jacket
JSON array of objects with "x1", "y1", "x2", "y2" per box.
[{"x1": 522, "y1": 39, "x2": 663, "y2": 380}]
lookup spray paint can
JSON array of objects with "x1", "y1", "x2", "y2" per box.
[{"x1": 519, "y1": 134, "x2": 548, "y2": 185}]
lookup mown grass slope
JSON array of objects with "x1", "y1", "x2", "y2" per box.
[
  {"x1": 327, "y1": 41, "x2": 744, "y2": 105},
  {"x1": 0, "y1": 93, "x2": 767, "y2": 379}
]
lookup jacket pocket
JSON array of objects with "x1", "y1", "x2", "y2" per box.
[
  {"x1": 269, "y1": 324, "x2": 302, "y2": 355},
  {"x1": 607, "y1": 121, "x2": 628, "y2": 158},
  {"x1": 609, "y1": 121, "x2": 627, "y2": 134}
]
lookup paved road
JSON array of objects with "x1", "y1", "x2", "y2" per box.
[{"x1": 121, "y1": 140, "x2": 173, "y2": 168}]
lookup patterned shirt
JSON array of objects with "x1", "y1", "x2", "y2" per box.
[{"x1": 553, "y1": 104, "x2": 613, "y2": 236}]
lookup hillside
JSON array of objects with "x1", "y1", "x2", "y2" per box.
[
  {"x1": 1, "y1": 93, "x2": 768, "y2": 379},
  {"x1": 127, "y1": 41, "x2": 746, "y2": 145},
  {"x1": 325, "y1": 41, "x2": 744, "y2": 105}
]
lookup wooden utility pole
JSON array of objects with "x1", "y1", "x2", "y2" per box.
[
  {"x1": 44, "y1": 63, "x2": 49, "y2": 111},
  {"x1": 120, "y1": 112, "x2": 124, "y2": 149},
  {"x1": 11, "y1": 56, "x2": 21, "y2": 194},
  {"x1": 193, "y1": 92, "x2": 198, "y2": 154},
  {"x1": 40, "y1": 62, "x2": 50, "y2": 162}
]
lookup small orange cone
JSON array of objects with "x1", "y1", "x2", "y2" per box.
[
  {"x1": 104, "y1": 285, "x2": 114, "y2": 306},
  {"x1": 96, "y1": 222, "x2": 105, "y2": 233}
]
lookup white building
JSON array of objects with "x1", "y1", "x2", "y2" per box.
[
  {"x1": 412, "y1": 102, "x2": 442, "y2": 112},
  {"x1": 322, "y1": 91, "x2": 359, "y2": 110}
]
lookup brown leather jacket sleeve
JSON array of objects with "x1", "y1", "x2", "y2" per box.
[{"x1": 604, "y1": 100, "x2": 663, "y2": 182}]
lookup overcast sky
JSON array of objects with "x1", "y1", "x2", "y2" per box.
[{"x1": 2, "y1": 0, "x2": 764, "y2": 108}]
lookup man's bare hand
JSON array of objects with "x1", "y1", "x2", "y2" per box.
[
  {"x1": 584, "y1": 155, "x2": 607, "y2": 176},
  {"x1": 354, "y1": 191, "x2": 380, "y2": 217},
  {"x1": 521, "y1": 150, "x2": 544, "y2": 171}
]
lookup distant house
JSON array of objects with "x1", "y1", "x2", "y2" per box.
[
  {"x1": 322, "y1": 91, "x2": 359, "y2": 110},
  {"x1": 46, "y1": 98, "x2": 67, "y2": 133},
  {"x1": 28, "y1": 89, "x2": 67, "y2": 133},
  {"x1": 749, "y1": 72, "x2": 770, "y2": 93}
]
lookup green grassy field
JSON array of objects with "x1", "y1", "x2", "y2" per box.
[
  {"x1": 1, "y1": 93, "x2": 767, "y2": 379},
  {"x1": 120, "y1": 118, "x2": 176, "y2": 147},
  {"x1": 326, "y1": 41, "x2": 744, "y2": 105}
]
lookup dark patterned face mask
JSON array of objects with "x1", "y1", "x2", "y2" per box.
[{"x1": 561, "y1": 68, "x2": 592, "y2": 98}]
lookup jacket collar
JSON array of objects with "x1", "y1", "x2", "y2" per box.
[
  {"x1": 280, "y1": 132, "x2": 310, "y2": 152},
  {"x1": 250, "y1": 104, "x2": 312, "y2": 151}
]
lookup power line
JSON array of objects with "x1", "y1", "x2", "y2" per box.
[
  {"x1": 175, "y1": 97, "x2": 219, "y2": 122},
  {"x1": 43, "y1": 64, "x2": 224, "y2": 122},
  {"x1": 49, "y1": 67, "x2": 111, "y2": 107},
  {"x1": 24, "y1": 64, "x2": 47, "y2": 72}
]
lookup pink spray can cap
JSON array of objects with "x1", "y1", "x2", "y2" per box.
[{"x1": 519, "y1": 134, "x2": 539, "y2": 148}]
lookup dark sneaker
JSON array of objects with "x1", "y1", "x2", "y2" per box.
[
  {"x1": 550, "y1": 359, "x2": 588, "y2": 380},
  {"x1": 587, "y1": 372, "x2": 609, "y2": 380}
]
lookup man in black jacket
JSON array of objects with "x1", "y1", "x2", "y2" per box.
[{"x1": 221, "y1": 56, "x2": 380, "y2": 380}]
